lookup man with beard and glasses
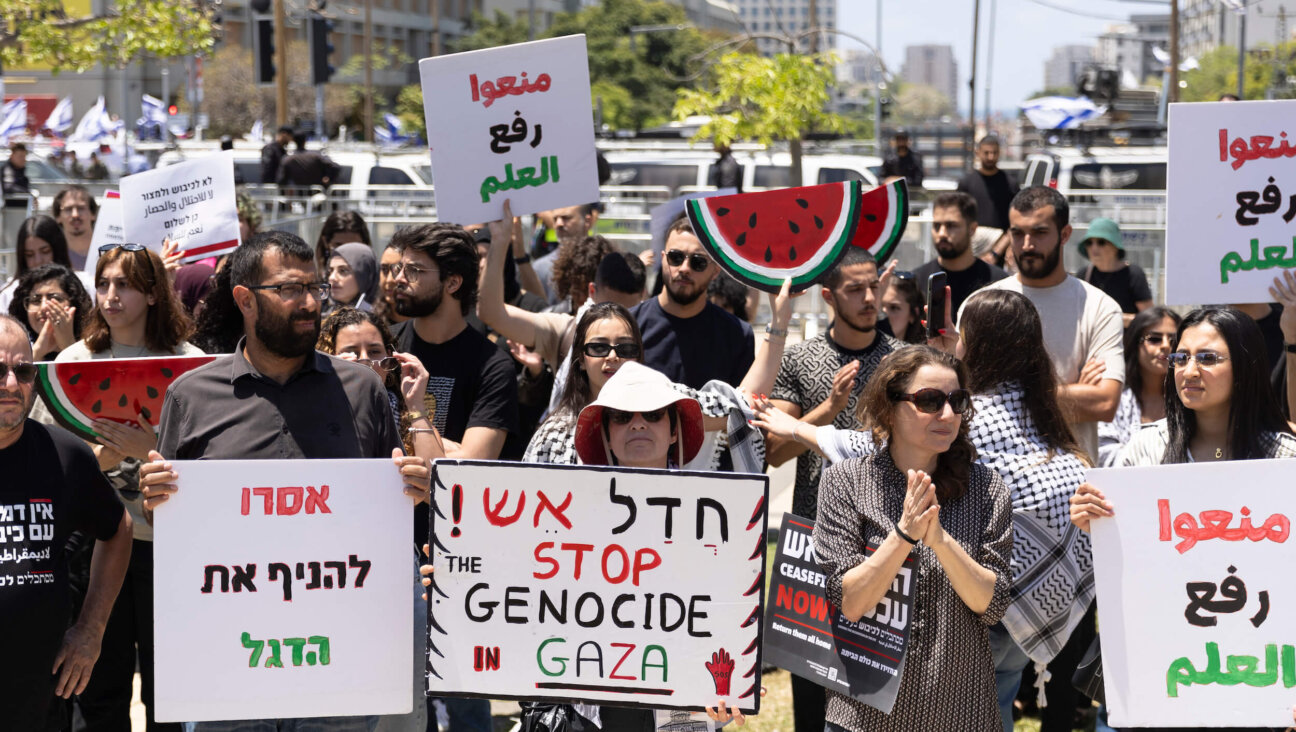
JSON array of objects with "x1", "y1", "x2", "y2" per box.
[
  {"x1": 965, "y1": 186, "x2": 1123, "y2": 463},
  {"x1": 630, "y1": 217, "x2": 753, "y2": 389},
  {"x1": 136, "y1": 231, "x2": 429, "y2": 729},
  {"x1": 530, "y1": 203, "x2": 595, "y2": 305},
  {"x1": 0, "y1": 314, "x2": 132, "y2": 732},
  {"x1": 912, "y1": 191, "x2": 1008, "y2": 322},
  {"x1": 761, "y1": 247, "x2": 902, "y2": 732}
]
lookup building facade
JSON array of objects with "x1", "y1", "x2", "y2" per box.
[
  {"x1": 900, "y1": 44, "x2": 958, "y2": 109},
  {"x1": 1044, "y1": 44, "x2": 1094, "y2": 92},
  {"x1": 733, "y1": 0, "x2": 837, "y2": 56},
  {"x1": 1181, "y1": 1, "x2": 1289, "y2": 60},
  {"x1": 1095, "y1": 14, "x2": 1169, "y2": 87}
]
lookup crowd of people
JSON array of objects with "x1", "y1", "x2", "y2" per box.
[{"x1": 3, "y1": 162, "x2": 1295, "y2": 732}]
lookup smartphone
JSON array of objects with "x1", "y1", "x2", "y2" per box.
[{"x1": 925, "y1": 272, "x2": 948, "y2": 339}]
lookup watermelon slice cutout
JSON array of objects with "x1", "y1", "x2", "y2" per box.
[
  {"x1": 686, "y1": 179, "x2": 909, "y2": 293},
  {"x1": 36, "y1": 355, "x2": 217, "y2": 440}
]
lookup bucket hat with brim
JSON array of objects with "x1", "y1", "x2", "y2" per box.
[
  {"x1": 1077, "y1": 217, "x2": 1124, "y2": 259},
  {"x1": 574, "y1": 362, "x2": 704, "y2": 467}
]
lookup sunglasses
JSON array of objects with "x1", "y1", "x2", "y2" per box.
[
  {"x1": 582, "y1": 342, "x2": 641, "y2": 359},
  {"x1": 1141, "y1": 333, "x2": 1176, "y2": 347},
  {"x1": 665, "y1": 250, "x2": 710, "y2": 273},
  {"x1": 1166, "y1": 352, "x2": 1229, "y2": 369},
  {"x1": 357, "y1": 357, "x2": 400, "y2": 373},
  {"x1": 98, "y1": 243, "x2": 147, "y2": 254},
  {"x1": 890, "y1": 387, "x2": 973, "y2": 415},
  {"x1": 0, "y1": 362, "x2": 38, "y2": 384},
  {"x1": 606, "y1": 407, "x2": 668, "y2": 425}
]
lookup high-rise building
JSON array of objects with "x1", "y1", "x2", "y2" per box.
[
  {"x1": 732, "y1": 0, "x2": 837, "y2": 56},
  {"x1": 1181, "y1": 1, "x2": 1290, "y2": 60},
  {"x1": 900, "y1": 44, "x2": 958, "y2": 109},
  {"x1": 837, "y1": 49, "x2": 884, "y2": 87},
  {"x1": 483, "y1": 0, "x2": 744, "y2": 35},
  {"x1": 1044, "y1": 45, "x2": 1094, "y2": 92},
  {"x1": 1095, "y1": 14, "x2": 1169, "y2": 87}
]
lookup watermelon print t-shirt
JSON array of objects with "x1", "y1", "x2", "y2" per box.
[{"x1": 0, "y1": 420, "x2": 123, "y2": 730}]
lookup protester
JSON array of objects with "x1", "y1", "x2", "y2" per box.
[
  {"x1": 708, "y1": 272, "x2": 754, "y2": 323},
  {"x1": 633, "y1": 217, "x2": 754, "y2": 389},
  {"x1": 880, "y1": 130, "x2": 924, "y2": 188},
  {"x1": 912, "y1": 191, "x2": 1008, "y2": 320},
  {"x1": 277, "y1": 134, "x2": 341, "y2": 193},
  {"x1": 66, "y1": 150, "x2": 85, "y2": 179},
  {"x1": 1271, "y1": 271, "x2": 1296, "y2": 420},
  {"x1": 7, "y1": 263, "x2": 93, "y2": 360},
  {"x1": 0, "y1": 314, "x2": 132, "y2": 731},
  {"x1": 532, "y1": 203, "x2": 596, "y2": 303},
  {"x1": 85, "y1": 152, "x2": 109, "y2": 181},
  {"x1": 957, "y1": 136, "x2": 1019, "y2": 260},
  {"x1": 173, "y1": 261, "x2": 217, "y2": 317},
  {"x1": 260, "y1": 125, "x2": 293, "y2": 184},
  {"x1": 1073, "y1": 217, "x2": 1153, "y2": 324},
  {"x1": 814, "y1": 345, "x2": 1012, "y2": 730},
  {"x1": 138, "y1": 231, "x2": 430, "y2": 731},
  {"x1": 53, "y1": 185, "x2": 99, "y2": 269},
  {"x1": 314, "y1": 210, "x2": 372, "y2": 274},
  {"x1": 236, "y1": 190, "x2": 262, "y2": 244},
  {"x1": 4, "y1": 141, "x2": 31, "y2": 198},
  {"x1": 1, "y1": 214, "x2": 79, "y2": 312},
  {"x1": 324, "y1": 242, "x2": 380, "y2": 315},
  {"x1": 55, "y1": 244, "x2": 200, "y2": 730},
  {"x1": 879, "y1": 272, "x2": 925, "y2": 344},
  {"x1": 1097, "y1": 307, "x2": 1181, "y2": 467},
  {"x1": 189, "y1": 263, "x2": 243, "y2": 354},
  {"x1": 709, "y1": 142, "x2": 743, "y2": 192},
  {"x1": 969, "y1": 186, "x2": 1124, "y2": 463},
  {"x1": 378, "y1": 242, "x2": 408, "y2": 325}
]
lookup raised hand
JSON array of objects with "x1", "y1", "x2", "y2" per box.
[
  {"x1": 705, "y1": 647, "x2": 734, "y2": 696},
  {"x1": 1069, "y1": 482, "x2": 1113, "y2": 533},
  {"x1": 898, "y1": 469, "x2": 938, "y2": 543}
]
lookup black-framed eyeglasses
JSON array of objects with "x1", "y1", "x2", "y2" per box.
[
  {"x1": 582, "y1": 342, "x2": 641, "y2": 359},
  {"x1": 98, "y1": 242, "x2": 147, "y2": 254},
  {"x1": 357, "y1": 357, "x2": 400, "y2": 373},
  {"x1": 1166, "y1": 352, "x2": 1230, "y2": 369},
  {"x1": 606, "y1": 407, "x2": 668, "y2": 425},
  {"x1": 379, "y1": 263, "x2": 399, "y2": 277},
  {"x1": 0, "y1": 362, "x2": 38, "y2": 384},
  {"x1": 665, "y1": 250, "x2": 710, "y2": 273},
  {"x1": 24, "y1": 292, "x2": 70, "y2": 307},
  {"x1": 389, "y1": 262, "x2": 439, "y2": 281},
  {"x1": 890, "y1": 387, "x2": 973, "y2": 415},
  {"x1": 1142, "y1": 333, "x2": 1176, "y2": 347},
  {"x1": 246, "y1": 282, "x2": 331, "y2": 300}
]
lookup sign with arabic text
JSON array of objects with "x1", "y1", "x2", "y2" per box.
[
  {"x1": 1166, "y1": 100, "x2": 1296, "y2": 304},
  {"x1": 152, "y1": 459, "x2": 413, "y2": 721},
  {"x1": 120, "y1": 151, "x2": 241, "y2": 262},
  {"x1": 1090, "y1": 459, "x2": 1296, "y2": 727},
  {"x1": 417, "y1": 35, "x2": 600, "y2": 224},
  {"x1": 426, "y1": 460, "x2": 768, "y2": 713}
]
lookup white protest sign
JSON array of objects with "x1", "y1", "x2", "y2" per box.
[
  {"x1": 121, "y1": 150, "x2": 241, "y2": 262},
  {"x1": 418, "y1": 35, "x2": 600, "y2": 224},
  {"x1": 153, "y1": 459, "x2": 413, "y2": 722},
  {"x1": 426, "y1": 460, "x2": 768, "y2": 713},
  {"x1": 1090, "y1": 459, "x2": 1296, "y2": 728},
  {"x1": 1166, "y1": 100, "x2": 1296, "y2": 304},
  {"x1": 83, "y1": 191, "x2": 123, "y2": 275}
]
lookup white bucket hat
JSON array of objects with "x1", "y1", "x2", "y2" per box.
[{"x1": 574, "y1": 362, "x2": 704, "y2": 466}]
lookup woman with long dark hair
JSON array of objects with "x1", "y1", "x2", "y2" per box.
[
  {"x1": 1097, "y1": 306, "x2": 1182, "y2": 466},
  {"x1": 1, "y1": 215, "x2": 77, "y2": 311},
  {"x1": 7, "y1": 263, "x2": 93, "y2": 360},
  {"x1": 314, "y1": 210, "x2": 371, "y2": 274},
  {"x1": 880, "y1": 272, "x2": 926, "y2": 344}
]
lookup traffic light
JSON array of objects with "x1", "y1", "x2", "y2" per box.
[
  {"x1": 879, "y1": 95, "x2": 892, "y2": 120},
  {"x1": 310, "y1": 15, "x2": 336, "y2": 86},
  {"x1": 255, "y1": 18, "x2": 275, "y2": 85},
  {"x1": 168, "y1": 104, "x2": 178, "y2": 116}
]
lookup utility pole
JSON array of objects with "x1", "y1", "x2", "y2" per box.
[
  {"x1": 1237, "y1": 5, "x2": 1247, "y2": 98},
  {"x1": 1170, "y1": 0, "x2": 1180, "y2": 103},
  {"x1": 874, "y1": 0, "x2": 883, "y2": 153},
  {"x1": 275, "y1": 0, "x2": 288, "y2": 128},
  {"x1": 528, "y1": 0, "x2": 535, "y2": 41},
  {"x1": 984, "y1": 0, "x2": 996, "y2": 134},
  {"x1": 365, "y1": 0, "x2": 374, "y2": 142},
  {"x1": 970, "y1": 0, "x2": 980, "y2": 139},
  {"x1": 807, "y1": 0, "x2": 818, "y2": 54},
  {"x1": 432, "y1": 0, "x2": 441, "y2": 57}
]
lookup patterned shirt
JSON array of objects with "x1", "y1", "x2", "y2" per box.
[
  {"x1": 814, "y1": 450, "x2": 1012, "y2": 731},
  {"x1": 770, "y1": 331, "x2": 903, "y2": 519}
]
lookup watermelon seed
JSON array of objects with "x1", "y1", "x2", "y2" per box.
[
  {"x1": 91, "y1": 400, "x2": 102, "y2": 414},
  {"x1": 788, "y1": 221, "x2": 800, "y2": 234},
  {"x1": 814, "y1": 215, "x2": 824, "y2": 229},
  {"x1": 736, "y1": 232, "x2": 746, "y2": 247},
  {"x1": 864, "y1": 214, "x2": 877, "y2": 222},
  {"x1": 161, "y1": 368, "x2": 173, "y2": 378},
  {"x1": 98, "y1": 377, "x2": 112, "y2": 390},
  {"x1": 68, "y1": 373, "x2": 81, "y2": 385},
  {"x1": 789, "y1": 245, "x2": 798, "y2": 262},
  {"x1": 748, "y1": 213, "x2": 757, "y2": 228},
  {"x1": 716, "y1": 207, "x2": 730, "y2": 216},
  {"x1": 141, "y1": 407, "x2": 152, "y2": 421},
  {"x1": 763, "y1": 246, "x2": 773, "y2": 263},
  {"x1": 118, "y1": 394, "x2": 128, "y2": 408},
  {"x1": 147, "y1": 386, "x2": 159, "y2": 399},
  {"x1": 795, "y1": 198, "x2": 809, "y2": 209}
]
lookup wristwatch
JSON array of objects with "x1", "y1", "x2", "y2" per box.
[
  {"x1": 765, "y1": 324, "x2": 788, "y2": 337},
  {"x1": 1287, "y1": 343, "x2": 1296, "y2": 354},
  {"x1": 513, "y1": 253, "x2": 532, "y2": 265}
]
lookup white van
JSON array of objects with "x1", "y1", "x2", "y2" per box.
[{"x1": 600, "y1": 147, "x2": 881, "y2": 194}]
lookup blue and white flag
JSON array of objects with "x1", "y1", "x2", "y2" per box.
[
  {"x1": 375, "y1": 113, "x2": 410, "y2": 146},
  {"x1": 1020, "y1": 96, "x2": 1106, "y2": 131},
  {"x1": 139, "y1": 94, "x2": 167, "y2": 127},
  {"x1": 0, "y1": 98, "x2": 27, "y2": 141},
  {"x1": 45, "y1": 96, "x2": 73, "y2": 135},
  {"x1": 70, "y1": 96, "x2": 119, "y2": 142},
  {"x1": 249, "y1": 119, "x2": 264, "y2": 142}
]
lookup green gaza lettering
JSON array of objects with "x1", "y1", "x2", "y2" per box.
[
  {"x1": 534, "y1": 637, "x2": 668, "y2": 682},
  {"x1": 1165, "y1": 641, "x2": 1296, "y2": 697}
]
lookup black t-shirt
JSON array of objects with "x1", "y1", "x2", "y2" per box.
[
  {"x1": 912, "y1": 258, "x2": 1009, "y2": 323},
  {"x1": 0, "y1": 421, "x2": 124, "y2": 730},
  {"x1": 1074, "y1": 264, "x2": 1153, "y2": 314},
  {"x1": 631, "y1": 297, "x2": 755, "y2": 389},
  {"x1": 1255, "y1": 304, "x2": 1287, "y2": 376},
  {"x1": 957, "y1": 169, "x2": 1019, "y2": 230}
]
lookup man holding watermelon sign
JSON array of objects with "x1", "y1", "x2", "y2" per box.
[{"x1": 0, "y1": 315, "x2": 133, "y2": 731}]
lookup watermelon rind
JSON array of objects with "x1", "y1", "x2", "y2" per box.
[
  {"x1": 686, "y1": 180, "x2": 862, "y2": 294},
  {"x1": 856, "y1": 178, "x2": 909, "y2": 265}
]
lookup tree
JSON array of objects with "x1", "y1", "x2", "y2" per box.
[
  {"x1": 201, "y1": 42, "x2": 350, "y2": 138},
  {"x1": 893, "y1": 83, "x2": 954, "y2": 123},
  {"x1": 449, "y1": 10, "x2": 530, "y2": 54},
  {"x1": 0, "y1": 0, "x2": 215, "y2": 71},
  {"x1": 673, "y1": 51, "x2": 846, "y2": 184},
  {"x1": 1178, "y1": 43, "x2": 1296, "y2": 102}
]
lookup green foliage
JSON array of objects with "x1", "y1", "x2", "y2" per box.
[
  {"x1": 0, "y1": 0, "x2": 215, "y2": 71},
  {"x1": 672, "y1": 51, "x2": 846, "y2": 146},
  {"x1": 395, "y1": 85, "x2": 427, "y2": 139},
  {"x1": 450, "y1": 10, "x2": 530, "y2": 54},
  {"x1": 201, "y1": 42, "x2": 351, "y2": 138},
  {"x1": 591, "y1": 79, "x2": 635, "y2": 131},
  {"x1": 1178, "y1": 43, "x2": 1296, "y2": 101},
  {"x1": 893, "y1": 83, "x2": 954, "y2": 123}
]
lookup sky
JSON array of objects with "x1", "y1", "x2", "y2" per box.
[{"x1": 835, "y1": 0, "x2": 1165, "y2": 114}]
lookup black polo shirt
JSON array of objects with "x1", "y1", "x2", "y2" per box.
[{"x1": 155, "y1": 340, "x2": 400, "y2": 461}]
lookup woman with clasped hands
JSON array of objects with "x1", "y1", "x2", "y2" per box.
[{"x1": 814, "y1": 345, "x2": 1013, "y2": 732}]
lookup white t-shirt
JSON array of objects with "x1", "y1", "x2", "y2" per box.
[{"x1": 963, "y1": 275, "x2": 1125, "y2": 461}]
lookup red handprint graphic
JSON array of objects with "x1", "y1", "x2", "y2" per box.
[{"x1": 705, "y1": 648, "x2": 734, "y2": 696}]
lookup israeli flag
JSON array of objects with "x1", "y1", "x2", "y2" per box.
[
  {"x1": 70, "y1": 96, "x2": 111, "y2": 141},
  {"x1": 0, "y1": 98, "x2": 27, "y2": 141},
  {"x1": 1020, "y1": 96, "x2": 1106, "y2": 131},
  {"x1": 45, "y1": 96, "x2": 73, "y2": 134},
  {"x1": 375, "y1": 113, "x2": 409, "y2": 146},
  {"x1": 139, "y1": 94, "x2": 167, "y2": 126},
  {"x1": 249, "y1": 119, "x2": 264, "y2": 142}
]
